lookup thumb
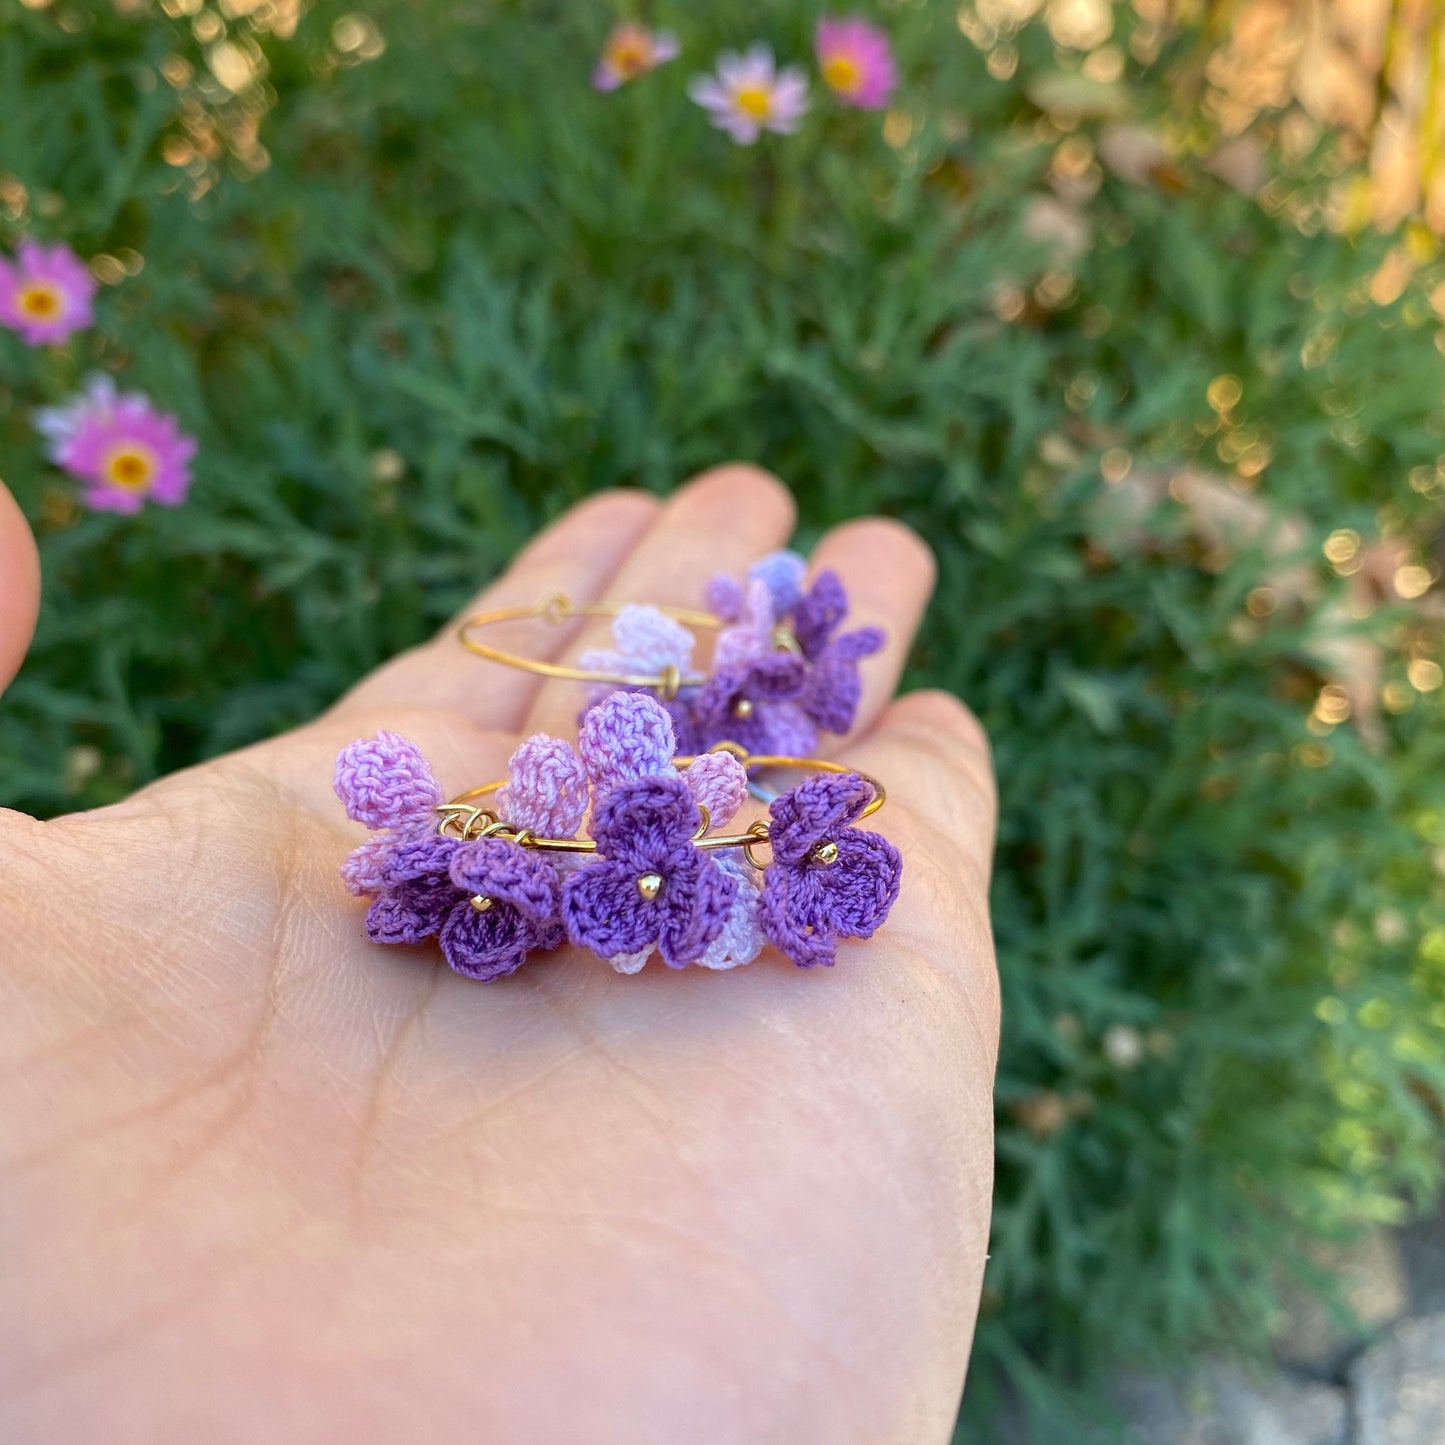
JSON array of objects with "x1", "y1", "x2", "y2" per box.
[{"x1": 0, "y1": 480, "x2": 40, "y2": 695}]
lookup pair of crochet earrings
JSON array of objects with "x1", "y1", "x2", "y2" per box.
[{"x1": 335, "y1": 550, "x2": 902, "y2": 981}]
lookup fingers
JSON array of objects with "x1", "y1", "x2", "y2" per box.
[
  {"x1": 523, "y1": 464, "x2": 796, "y2": 737},
  {"x1": 804, "y1": 516, "x2": 936, "y2": 741},
  {"x1": 330, "y1": 489, "x2": 660, "y2": 730},
  {"x1": 842, "y1": 688, "x2": 996, "y2": 889},
  {"x1": 0, "y1": 481, "x2": 40, "y2": 697}
]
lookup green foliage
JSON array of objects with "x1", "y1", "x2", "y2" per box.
[{"x1": 2, "y1": 0, "x2": 1444, "y2": 1435}]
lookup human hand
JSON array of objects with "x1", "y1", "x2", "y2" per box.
[{"x1": 0, "y1": 467, "x2": 998, "y2": 1445}]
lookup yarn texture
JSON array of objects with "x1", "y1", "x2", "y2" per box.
[
  {"x1": 562, "y1": 774, "x2": 736, "y2": 968},
  {"x1": 498, "y1": 734, "x2": 589, "y2": 836},
  {"x1": 334, "y1": 730, "x2": 443, "y2": 829},
  {"x1": 759, "y1": 771, "x2": 902, "y2": 968},
  {"x1": 366, "y1": 833, "x2": 562, "y2": 981},
  {"x1": 579, "y1": 689, "x2": 677, "y2": 790},
  {"x1": 578, "y1": 602, "x2": 695, "y2": 681}
]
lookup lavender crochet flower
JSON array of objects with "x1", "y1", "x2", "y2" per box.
[
  {"x1": 790, "y1": 570, "x2": 885, "y2": 735},
  {"x1": 562, "y1": 774, "x2": 737, "y2": 969},
  {"x1": 689, "y1": 652, "x2": 817, "y2": 756},
  {"x1": 578, "y1": 603, "x2": 696, "y2": 691},
  {"x1": 759, "y1": 772, "x2": 901, "y2": 968},
  {"x1": 367, "y1": 834, "x2": 562, "y2": 981},
  {"x1": 705, "y1": 550, "x2": 807, "y2": 625}
]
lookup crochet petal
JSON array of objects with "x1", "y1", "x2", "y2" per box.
[
  {"x1": 748, "y1": 550, "x2": 808, "y2": 616},
  {"x1": 562, "y1": 858, "x2": 659, "y2": 958},
  {"x1": 381, "y1": 832, "x2": 460, "y2": 887},
  {"x1": 657, "y1": 854, "x2": 737, "y2": 968},
  {"x1": 340, "y1": 832, "x2": 398, "y2": 897},
  {"x1": 835, "y1": 624, "x2": 885, "y2": 662},
  {"x1": 704, "y1": 573, "x2": 744, "y2": 622},
  {"x1": 802, "y1": 649, "x2": 864, "y2": 735},
  {"x1": 749, "y1": 651, "x2": 808, "y2": 702},
  {"x1": 755, "y1": 700, "x2": 819, "y2": 758},
  {"x1": 804, "y1": 829, "x2": 902, "y2": 939},
  {"x1": 610, "y1": 603, "x2": 695, "y2": 674},
  {"x1": 758, "y1": 868, "x2": 838, "y2": 968},
  {"x1": 498, "y1": 734, "x2": 588, "y2": 836},
  {"x1": 334, "y1": 731, "x2": 442, "y2": 828},
  {"x1": 767, "y1": 772, "x2": 875, "y2": 865},
  {"x1": 607, "y1": 948, "x2": 652, "y2": 975},
  {"x1": 448, "y1": 837, "x2": 561, "y2": 922},
  {"x1": 684, "y1": 749, "x2": 748, "y2": 828},
  {"x1": 696, "y1": 853, "x2": 763, "y2": 970},
  {"x1": 439, "y1": 900, "x2": 532, "y2": 981},
  {"x1": 580, "y1": 692, "x2": 676, "y2": 791},
  {"x1": 588, "y1": 774, "x2": 700, "y2": 865},
  {"x1": 791, "y1": 570, "x2": 849, "y2": 660},
  {"x1": 365, "y1": 875, "x2": 456, "y2": 945}
]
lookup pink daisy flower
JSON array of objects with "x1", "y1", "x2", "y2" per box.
[
  {"x1": 688, "y1": 45, "x2": 809, "y2": 145},
  {"x1": 0, "y1": 240, "x2": 97, "y2": 346},
  {"x1": 43, "y1": 382, "x2": 197, "y2": 514},
  {"x1": 815, "y1": 15, "x2": 897, "y2": 110},
  {"x1": 593, "y1": 21, "x2": 680, "y2": 90}
]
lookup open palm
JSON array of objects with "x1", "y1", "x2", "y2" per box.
[{"x1": 0, "y1": 467, "x2": 998, "y2": 1445}]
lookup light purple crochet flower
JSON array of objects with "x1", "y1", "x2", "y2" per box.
[
  {"x1": 562, "y1": 775, "x2": 736, "y2": 969},
  {"x1": 335, "y1": 731, "x2": 445, "y2": 895},
  {"x1": 593, "y1": 21, "x2": 680, "y2": 90},
  {"x1": 367, "y1": 834, "x2": 562, "y2": 981},
  {"x1": 688, "y1": 46, "x2": 809, "y2": 145},
  {"x1": 0, "y1": 240, "x2": 96, "y2": 346},
  {"x1": 578, "y1": 603, "x2": 695, "y2": 690},
  {"x1": 759, "y1": 771, "x2": 901, "y2": 968},
  {"x1": 48, "y1": 383, "x2": 197, "y2": 514},
  {"x1": 705, "y1": 550, "x2": 808, "y2": 624},
  {"x1": 815, "y1": 16, "x2": 898, "y2": 110}
]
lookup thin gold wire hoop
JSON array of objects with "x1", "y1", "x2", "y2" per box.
[
  {"x1": 457, "y1": 593, "x2": 722, "y2": 701},
  {"x1": 438, "y1": 747, "x2": 885, "y2": 862}
]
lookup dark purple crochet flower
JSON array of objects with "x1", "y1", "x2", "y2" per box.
[
  {"x1": 788, "y1": 570, "x2": 885, "y2": 735},
  {"x1": 688, "y1": 651, "x2": 811, "y2": 755},
  {"x1": 365, "y1": 833, "x2": 562, "y2": 982},
  {"x1": 759, "y1": 771, "x2": 902, "y2": 968},
  {"x1": 562, "y1": 774, "x2": 737, "y2": 968}
]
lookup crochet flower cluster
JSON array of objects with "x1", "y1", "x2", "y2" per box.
[
  {"x1": 583, "y1": 550, "x2": 884, "y2": 758},
  {"x1": 336, "y1": 690, "x2": 900, "y2": 982}
]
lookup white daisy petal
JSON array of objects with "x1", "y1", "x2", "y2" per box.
[{"x1": 688, "y1": 75, "x2": 731, "y2": 110}]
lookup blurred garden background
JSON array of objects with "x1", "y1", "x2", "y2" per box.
[{"x1": 3, "y1": 0, "x2": 1445, "y2": 1438}]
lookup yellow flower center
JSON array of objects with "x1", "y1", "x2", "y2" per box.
[
  {"x1": 822, "y1": 54, "x2": 861, "y2": 94},
  {"x1": 610, "y1": 38, "x2": 649, "y2": 77},
  {"x1": 733, "y1": 85, "x2": 774, "y2": 121},
  {"x1": 103, "y1": 444, "x2": 158, "y2": 492},
  {"x1": 17, "y1": 283, "x2": 63, "y2": 320}
]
